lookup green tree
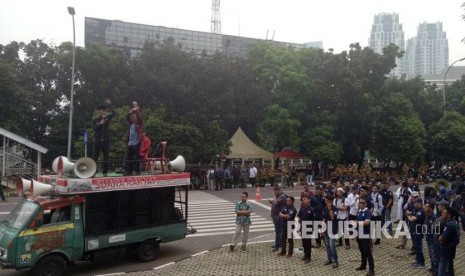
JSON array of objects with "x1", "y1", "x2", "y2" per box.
[{"x1": 428, "y1": 111, "x2": 465, "y2": 161}]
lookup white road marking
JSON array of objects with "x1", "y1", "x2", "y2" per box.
[
  {"x1": 153, "y1": 262, "x2": 175, "y2": 270},
  {"x1": 94, "y1": 273, "x2": 126, "y2": 276},
  {"x1": 191, "y1": 250, "x2": 209, "y2": 257}
]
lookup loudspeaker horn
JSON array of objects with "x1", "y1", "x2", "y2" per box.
[
  {"x1": 16, "y1": 177, "x2": 32, "y2": 197},
  {"x1": 31, "y1": 179, "x2": 54, "y2": 197},
  {"x1": 169, "y1": 155, "x2": 186, "y2": 172},
  {"x1": 52, "y1": 156, "x2": 75, "y2": 175},
  {"x1": 74, "y1": 157, "x2": 97, "y2": 179}
]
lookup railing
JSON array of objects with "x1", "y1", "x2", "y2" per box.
[{"x1": 0, "y1": 151, "x2": 37, "y2": 178}]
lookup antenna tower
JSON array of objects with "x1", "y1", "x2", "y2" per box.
[{"x1": 210, "y1": 0, "x2": 221, "y2": 34}]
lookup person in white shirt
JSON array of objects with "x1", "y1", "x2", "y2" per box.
[
  {"x1": 371, "y1": 185, "x2": 384, "y2": 245},
  {"x1": 333, "y1": 188, "x2": 350, "y2": 249},
  {"x1": 249, "y1": 164, "x2": 258, "y2": 187},
  {"x1": 347, "y1": 186, "x2": 360, "y2": 220},
  {"x1": 206, "y1": 167, "x2": 215, "y2": 190}
]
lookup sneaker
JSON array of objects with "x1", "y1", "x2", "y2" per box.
[
  {"x1": 332, "y1": 262, "x2": 338, "y2": 269},
  {"x1": 374, "y1": 240, "x2": 380, "y2": 245},
  {"x1": 413, "y1": 263, "x2": 425, "y2": 269},
  {"x1": 229, "y1": 245, "x2": 234, "y2": 252}
]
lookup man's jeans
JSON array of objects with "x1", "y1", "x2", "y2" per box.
[
  {"x1": 272, "y1": 216, "x2": 283, "y2": 248},
  {"x1": 438, "y1": 257, "x2": 454, "y2": 276},
  {"x1": 426, "y1": 237, "x2": 439, "y2": 274},
  {"x1": 323, "y1": 233, "x2": 338, "y2": 263},
  {"x1": 412, "y1": 234, "x2": 425, "y2": 265},
  {"x1": 383, "y1": 207, "x2": 392, "y2": 233}
]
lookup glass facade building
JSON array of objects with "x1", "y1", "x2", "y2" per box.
[{"x1": 85, "y1": 17, "x2": 306, "y2": 58}]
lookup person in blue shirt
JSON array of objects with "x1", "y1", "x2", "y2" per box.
[
  {"x1": 355, "y1": 198, "x2": 374, "y2": 276},
  {"x1": 124, "y1": 101, "x2": 143, "y2": 176},
  {"x1": 438, "y1": 205, "x2": 459, "y2": 276},
  {"x1": 322, "y1": 195, "x2": 338, "y2": 269},
  {"x1": 297, "y1": 195, "x2": 314, "y2": 263},
  {"x1": 269, "y1": 186, "x2": 287, "y2": 252},
  {"x1": 407, "y1": 198, "x2": 426, "y2": 268},
  {"x1": 424, "y1": 202, "x2": 439, "y2": 275},
  {"x1": 310, "y1": 185, "x2": 325, "y2": 248},
  {"x1": 277, "y1": 196, "x2": 297, "y2": 258},
  {"x1": 230, "y1": 192, "x2": 252, "y2": 252}
]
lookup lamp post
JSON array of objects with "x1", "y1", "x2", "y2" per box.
[
  {"x1": 67, "y1": 6, "x2": 76, "y2": 159},
  {"x1": 442, "y1": 57, "x2": 465, "y2": 116}
]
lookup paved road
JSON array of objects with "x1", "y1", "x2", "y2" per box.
[{"x1": 0, "y1": 183, "x2": 420, "y2": 275}]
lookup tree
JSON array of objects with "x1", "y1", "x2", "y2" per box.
[
  {"x1": 370, "y1": 93, "x2": 426, "y2": 163},
  {"x1": 301, "y1": 125, "x2": 342, "y2": 165},
  {"x1": 428, "y1": 111, "x2": 465, "y2": 161}
]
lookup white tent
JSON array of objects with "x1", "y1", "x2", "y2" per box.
[{"x1": 226, "y1": 127, "x2": 273, "y2": 164}]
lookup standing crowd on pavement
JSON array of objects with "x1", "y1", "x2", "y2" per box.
[{"x1": 227, "y1": 166, "x2": 464, "y2": 276}]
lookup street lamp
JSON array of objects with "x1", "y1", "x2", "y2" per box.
[
  {"x1": 442, "y1": 57, "x2": 465, "y2": 116},
  {"x1": 67, "y1": 6, "x2": 76, "y2": 159}
]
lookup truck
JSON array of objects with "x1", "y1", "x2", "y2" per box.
[{"x1": 0, "y1": 173, "x2": 191, "y2": 276}]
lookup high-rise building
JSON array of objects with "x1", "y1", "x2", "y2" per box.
[
  {"x1": 413, "y1": 22, "x2": 448, "y2": 76},
  {"x1": 84, "y1": 17, "x2": 306, "y2": 59},
  {"x1": 405, "y1": 38, "x2": 417, "y2": 77},
  {"x1": 369, "y1": 13, "x2": 406, "y2": 77}
]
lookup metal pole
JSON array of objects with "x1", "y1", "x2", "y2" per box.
[
  {"x1": 2, "y1": 136, "x2": 5, "y2": 177},
  {"x1": 67, "y1": 8, "x2": 76, "y2": 159},
  {"x1": 37, "y1": 152, "x2": 41, "y2": 179},
  {"x1": 442, "y1": 57, "x2": 465, "y2": 116}
]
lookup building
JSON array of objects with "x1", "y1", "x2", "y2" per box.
[
  {"x1": 304, "y1": 41, "x2": 323, "y2": 49},
  {"x1": 85, "y1": 17, "x2": 306, "y2": 59},
  {"x1": 422, "y1": 66, "x2": 465, "y2": 90},
  {"x1": 413, "y1": 22, "x2": 449, "y2": 76},
  {"x1": 369, "y1": 13, "x2": 406, "y2": 77},
  {"x1": 405, "y1": 37, "x2": 417, "y2": 78}
]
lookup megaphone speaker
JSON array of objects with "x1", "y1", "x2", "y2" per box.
[
  {"x1": 74, "y1": 157, "x2": 97, "y2": 179},
  {"x1": 169, "y1": 155, "x2": 186, "y2": 172},
  {"x1": 16, "y1": 177, "x2": 32, "y2": 197},
  {"x1": 52, "y1": 156, "x2": 75, "y2": 175},
  {"x1": 31, "y1": 179, "x2": 53, "y2": 197}
]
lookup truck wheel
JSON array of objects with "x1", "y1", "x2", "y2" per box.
[
  {"x1": 32, "y1": 255, "x2": 67, "y2": 276},
  {"x1": 137, "y1": 240, "x2": 160, "y2": 262}
]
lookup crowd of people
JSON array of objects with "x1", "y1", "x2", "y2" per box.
[{"x1": 229, "y1": 177, "x2": 464, "y2": 276}]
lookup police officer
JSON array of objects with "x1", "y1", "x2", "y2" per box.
[
  {"x1": 355, "y1": 198, "x2": 374, "y2": 276},
  {"x1": 437, "y1": 205, "x2": 459, "y2": 276},
  {"x1": 277, "y1": 196, "x2": 297, "y2": 257},
  {"x1": 380, "y1": 181, "x2": 394, "y2": 235},
  {"x1": 310, "y1": 185, "x2": 325, "y2": 248},
  {"x1": 424, "y1": 202, "x2": 439, "y2": 275},
  {"x1": 407, "y1": 198, "x2": 426, "y2": 268},
  {"x1": 298, "y1": 195, "x2": 314, "y2": 263}
]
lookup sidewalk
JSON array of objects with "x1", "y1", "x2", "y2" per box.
[{"x1": 127, "y1": 232, "x2": 465, "y2": 276}]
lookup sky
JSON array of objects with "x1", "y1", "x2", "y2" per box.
[{"x1": 1, "y1": 0, "x2": 464, "y2": 64}]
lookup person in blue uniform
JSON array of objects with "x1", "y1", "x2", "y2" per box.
[
  {"x1": 297, "y1": 195, "x2": 314, "y2": 263},
  {"x1": 277, "y1": 196, "x2": 297, "y2": 258},
  {"x1": 323, "y1": 195, "x2": 339, "y2": 268},
  {"x1": 438, "y1": 205, "x2": 459, "y2": 276},
  {"x1": 310, "y1": 185, "x2": 325, "y2": 248},
  {"x1": 355, "y1": 198, "x2": 374, "y2": 276},
  {"x1": 407, "y1": 198, "x2": 426, "y2": 268},
  {"x1": 424, "y1": 202, "x2": 439, "y2": 275}
]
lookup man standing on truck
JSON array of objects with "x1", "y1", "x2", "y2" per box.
[
  {"x1": 92, "y1": 98, "x2": 115, "y2": 177},
  {"x1": 230, "y1": 192, "x2": 252, "y2": 251},
  {"x1": 124, "y1": 101, "x2": 144, "y2": 176}
]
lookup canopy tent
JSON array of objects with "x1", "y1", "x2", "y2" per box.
[{"x1": 226, "y1": 127, "x2": 274, "y2": 163}]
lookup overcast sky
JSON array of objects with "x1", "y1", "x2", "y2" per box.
[{"x1": 1, "y1": 0, "x2": 464, "y2": 64}]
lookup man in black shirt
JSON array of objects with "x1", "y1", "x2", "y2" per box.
[{"x1": 92, "y1": 99, "x2": 115, "y2": 177}]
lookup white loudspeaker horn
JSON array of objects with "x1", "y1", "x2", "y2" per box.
[
  {"x1": 74, "y1": 157, "x2": 97, "y2": 179},
  {"x1": 52, "y1": 156, "x2": 75, "y2": 175},
  {"x1": 169, "y1": 155, "x2": 186, "y2": 172},
  {"x1": 31, "y1": 179, "x2": 53, "y2": 197},
  {"x1": 16, "y1": 178, "x2": 32, "y2": 197}
]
